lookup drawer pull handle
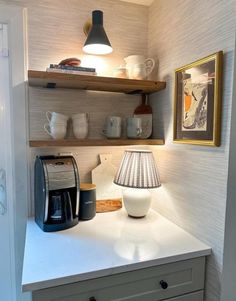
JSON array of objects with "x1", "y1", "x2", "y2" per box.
[
  {"x1": 160, "y1": 280, "x2": 168, "y2": 289},
  {"x1": 89, "y1": 297, "x2": 96, "y2": 301}
]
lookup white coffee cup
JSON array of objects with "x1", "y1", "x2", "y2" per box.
[
  {"x1": 103, "y1": 116, "x2": 122, "y2": 139},
  {"x1": 126, "y1": 117, "x2": 142, "y2": 138},
  {"x1": 72, "y1": 113, "x2": 89, "y2": 139},
  {"x1": 44, "y1": 123, "x2": 67, "y2": 140},
  {"x1": 46, "y1": 111, "x2": 69, "y2": 125},
  {"x1": 113, "y1": 67, "x2": 127, "y2": 79},
  {"x1": 71, "y1": 113, "x2": 89, "y2": 122},
  {"x1": 73, "y1": 126, "x2": 89, "y2": 139},
  {"x1": 73, "y1": 122, "x2": 89, "y2": 139}
]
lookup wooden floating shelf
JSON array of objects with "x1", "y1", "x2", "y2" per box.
[
  {"x1": 28, "y1": 70, "x2": 166, "y2": 94},
  {"x1": 29, "y1": 139, "x2": 165, "y2": 148}
]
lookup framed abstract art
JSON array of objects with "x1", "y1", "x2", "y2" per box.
[{"x1": 173, "y1": 51, "x2": 223, "y2": 146}]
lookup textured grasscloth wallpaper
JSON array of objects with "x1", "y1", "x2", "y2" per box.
[
  {"x1": 0, "y1": 0, "x2": 148, "y2": 212},
  {"x1": 0, "y1": 0, "x2": 148, "y2": 75},
  {"x1": 1, "y1": 0, "x2": 235, "y2": 300},
  {"x1": 148, "y1": 1, "x2": 236, "y2": 300}
]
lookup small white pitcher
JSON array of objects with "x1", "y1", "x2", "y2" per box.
[{"x1": 124, "y1": 55, "x2": 155, "y2": 80}]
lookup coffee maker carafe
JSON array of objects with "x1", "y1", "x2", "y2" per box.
[
  {"x1": 48, "y1": 190, "x2": 73, "y2": 222},
  {"x1": 34, "y1": 155, "x2": 79, "y2": 232}
]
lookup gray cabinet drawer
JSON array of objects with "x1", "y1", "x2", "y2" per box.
[
  {"x1": 33, "y1": 257, "x2": 205, "y2": 301},
  {"x1": 51, "y1": 290, "x2": 204, "y2": 301},
  {"x1": 165, "y1": 290, "x2": 204, "y2": 301}
]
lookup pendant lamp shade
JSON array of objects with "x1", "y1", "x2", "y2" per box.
[{"x1": 83, "y1": 10, "x2": 113, "y2": 55}]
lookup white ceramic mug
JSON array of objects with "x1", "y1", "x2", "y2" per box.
[
  {"x1": 73, "y1": 126, "x2": 89, "y2": 139},
  {"x1": 44, "y1": 123, "x2": 67, "y2": 140},
  {"x1": 103, "y1": 116, "x2": 122, "y2": 139},
  {"x1": 46, "y1": 111, "x2": 69, "y2": 125},
  {"x1": 113, "y1": 67, "x2": 127, "y2": 79},
  {"x1": 72, "y1": 113, "x2": 89, "y2": 139},
  {"x1": 126, "y1": 117, "x2": 142, "y2": 138},
  {"x1": 71, "y1": 113, "x2": 89, "y2": 122},
  {"x1": 72, "y1": 122, "x2": 89, "y2": 139}
]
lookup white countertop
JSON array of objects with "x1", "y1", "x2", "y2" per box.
[{"x1": 22, "y1": 209, "x2": 211, "y2": 292}]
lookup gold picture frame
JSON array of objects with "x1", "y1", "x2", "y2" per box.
[{"x1": 173, "y1": 51, "x2": 223, "y2": 146}]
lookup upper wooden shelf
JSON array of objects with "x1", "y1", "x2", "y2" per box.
[
  {"x1": 29, "y1": 139, "x2": 165, "y2": 147},
  {"x1": 28, "y1": 70, "x2": 166, "y2": 94}
]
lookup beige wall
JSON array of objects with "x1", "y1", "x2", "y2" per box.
[
  {"x1": 1, "y1": 0, "x2": 148, "y2": 75},
  {"x1": 148, "y1": 1, "x2": 236, "y2": 300},
  {"x1": 0, "y1": 0, "x2": 149, "y2": 213}
]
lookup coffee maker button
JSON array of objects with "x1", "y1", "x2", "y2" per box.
[{"x1": 55, "y1": 161, "x2": 64, "y2": 165}]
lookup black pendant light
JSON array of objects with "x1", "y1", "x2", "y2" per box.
[{"x1": 83, "y1": 10, "x2": 113, "y2": 55}]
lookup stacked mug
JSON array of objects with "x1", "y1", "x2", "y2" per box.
[
  {"x1": 102, "y1": 116, "x2": 122, "y2": 139},
  {"x1": 44, "y1": 111, "x2": 69, "y2": 140},
  {"x1": 72, "y1": 113, "x2": 89, "y2": 139},
  {"x1": 102, "y1": 116, "x2": 142, "y2": 139},
  {"x1": 126, "y1": 117, "x2": 142, "y2": 138}
]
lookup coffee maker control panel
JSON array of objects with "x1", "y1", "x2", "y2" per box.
[{"x1": 45, "y1": 158, "x2": 76, "y2": 191}]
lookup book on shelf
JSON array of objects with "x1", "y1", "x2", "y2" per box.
[
  {"x1": 46, "y1": 68, "x2": 97, "y2": 76},
  {"x1": 49, "y1": 64, "x2": 96, "y2": 72}
]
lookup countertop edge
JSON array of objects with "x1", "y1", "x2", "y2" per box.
[{"x1": 22, "y1": 249, "x2": 211, "y2": 292}]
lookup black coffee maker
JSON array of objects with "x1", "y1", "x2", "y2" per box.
[{"x1": 34, "y1": 155, "x2": 80, "y2": 232}]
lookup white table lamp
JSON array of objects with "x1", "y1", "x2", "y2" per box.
[{"x1": 114, "y1": 149, "x2": 161, "y2": 218}]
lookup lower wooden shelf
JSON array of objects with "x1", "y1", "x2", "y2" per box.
[{"x1": 29, "y1": 139, "x2": 164, "y2": 147}]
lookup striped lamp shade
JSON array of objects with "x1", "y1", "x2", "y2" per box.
[{"x1": 114, "y1": 150, "x2": 161, "y2": 189}]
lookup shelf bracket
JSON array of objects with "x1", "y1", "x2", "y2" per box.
[
  {"x1": 126, "y1": 89, "x2": 143, "y2": 95},
  {"x1": 46, "y1": 82, "x2": 56, "y2": 88}
]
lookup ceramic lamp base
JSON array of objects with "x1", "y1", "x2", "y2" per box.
[{"x1": 122, "y1": 188, "x2": 151, "y2": 218}]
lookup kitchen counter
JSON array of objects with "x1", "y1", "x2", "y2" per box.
[{"x1": 22, "y1": 209, "x2": 211, "y2": 292}]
